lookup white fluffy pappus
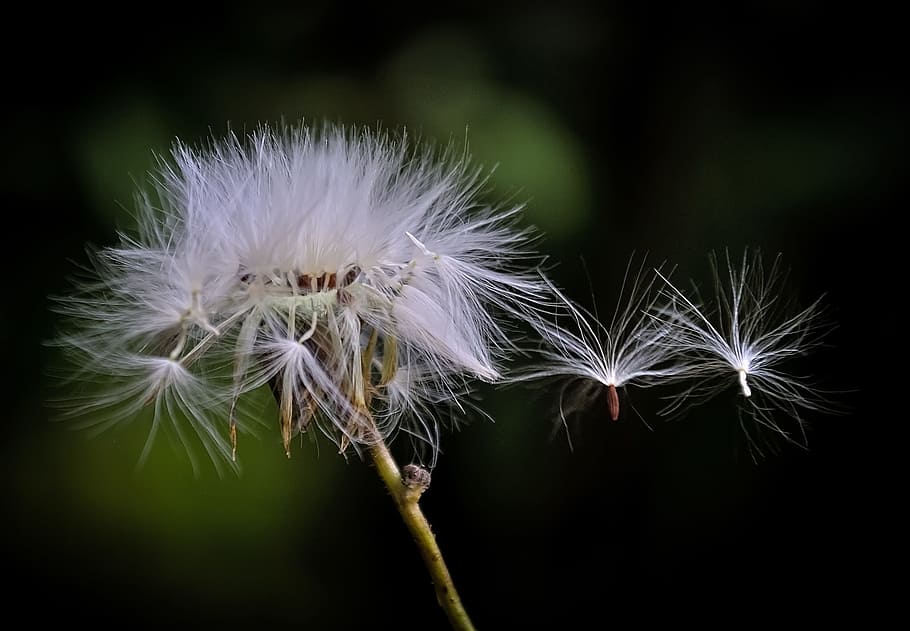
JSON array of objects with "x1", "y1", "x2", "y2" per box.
[
  {"x1": 514, "y1": 257, "x2": 687, "y2": 436},
  {"x1": 658, "y1": 249, "x2": 835, "y2": 454},
  {"x1": 52, "y1": 123, "x2": 556, "y2": 471}
]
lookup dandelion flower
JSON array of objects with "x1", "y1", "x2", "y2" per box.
[
  {"x1": 658, "y1": 249, "x2": 833, "y2": 451},
  {"x1": 517, "y1": 257, "x2": 686, "y2": 426},
  {"x1": 53, "y1": 122, "x2": 554, "y2": 470}
]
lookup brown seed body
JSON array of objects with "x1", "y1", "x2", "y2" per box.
[{"x1": 607, "y1": 383, "x2": 619, "y2": 421}]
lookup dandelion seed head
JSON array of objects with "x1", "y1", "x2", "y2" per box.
[{"x1": 51, "y1": 122, "x2": 555, "y2": 469}]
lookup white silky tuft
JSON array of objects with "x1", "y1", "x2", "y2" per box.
[
  {"x1": 658, "y1": 249, "x2": 835, "y2": 455},
  {"x1": 514, "y1": 257, "x2": 687, "y2": 427},
  {"x1": 52, "y1": 122, "x2": 556, "y2": 469}
]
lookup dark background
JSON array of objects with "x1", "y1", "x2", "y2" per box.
[{"x1": 3, "y1": 3, "x2": 902, "y2": 627}]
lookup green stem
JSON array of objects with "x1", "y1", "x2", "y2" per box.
[{"x1": 368, "y1": 439, "x2": 477, "y2": 631}]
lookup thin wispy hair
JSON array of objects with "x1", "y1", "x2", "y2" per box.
[
  {"x1": 514, "y1": 256, "x2": 688, "y2": 434},
  {"x1": 658, "y1": 248, "x2": 835, "y2": 454}
]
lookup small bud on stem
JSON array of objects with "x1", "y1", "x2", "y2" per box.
[{"x1": 402, "y1": 463, "x2": 432, "y2": 499}]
